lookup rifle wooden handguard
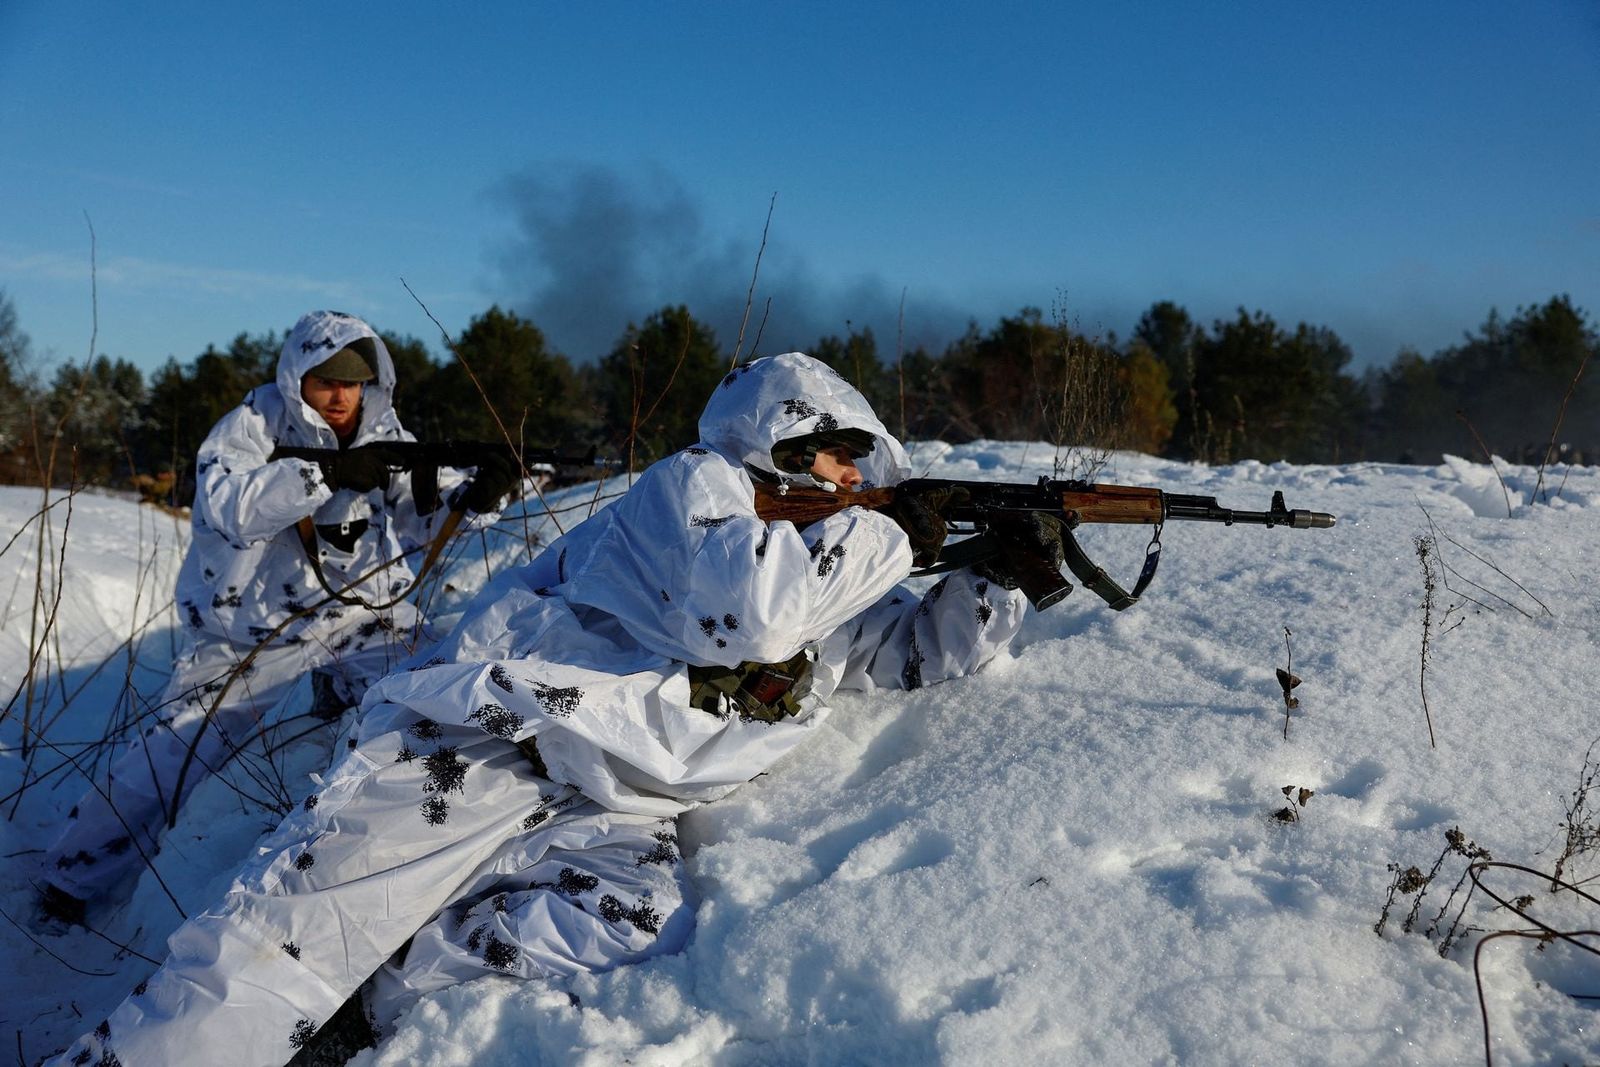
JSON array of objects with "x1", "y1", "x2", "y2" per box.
[{"x1": 1055, "y1": 484, "x2": 1165, "y2": 525}]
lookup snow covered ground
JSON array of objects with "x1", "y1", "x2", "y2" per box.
[{"x1": 4, "y1": 445, "x2": 1600, "y2": 1066}]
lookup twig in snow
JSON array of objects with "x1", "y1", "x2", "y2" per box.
[
  {"x1": 1549, "y1": 737, "x2": 1600, "y2": 892},
  {"x1": 1277, "y1": 626, "x2": 1301, "y2": 740},
  {"x1": 1436, "y1": 528, "x2": 1549, "y2": 618},
  {"x1": 1413, "y1": 534, "x2": 1440, "y2": 749},
  {"x1": 1463, "y1": 861, "x2": 1600, "y2": 1067},
  {"x1": 1533, "y1": 347, "x2": 1592, "y2": 504},
  {"x1": 1454, "y1": 409, "x2": 1513, "y2": 517},
  {"x1": 0, "y1": 900, "x2": 117, "y2": 977}
]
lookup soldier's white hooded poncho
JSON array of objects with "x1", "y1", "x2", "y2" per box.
[
  {"x1": 45, "y1": 311, "x2": 461, "y2": 904},
  {"x1": 184, "y1": 309, "x2": 448, "y2": 647},
  {"x1": 52, "y1": 353, "x2": 1028, "y2": 1067}
]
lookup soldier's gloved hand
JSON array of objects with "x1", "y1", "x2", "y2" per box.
[
  {"x1": 975, "y1": 512, "x2": 1067, "y2": 590},
  {"x1": 317, "y1": 448, "x2": 390, "y2": 493},
  {"x1": 885, "y1": 485, "x2": 968, "y2": 568},
  {"x1": 460, "y1": 449, "x2": 521, "y2": 513}
]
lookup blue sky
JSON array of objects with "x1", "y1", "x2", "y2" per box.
[{"x1": 2, "y1": 1, "x2": 1597, "y2": 377}]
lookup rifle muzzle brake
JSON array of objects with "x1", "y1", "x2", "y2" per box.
[{"x1": 1270, "y1": 490, "x2": 1336, "y2": 528}]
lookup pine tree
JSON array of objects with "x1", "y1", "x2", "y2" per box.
[{"x1": 594, "y1": 305, "x2": 726, "y2": 466}]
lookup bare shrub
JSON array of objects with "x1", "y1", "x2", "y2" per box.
[{"x1": 1042, "y1": 299, "x2": 1123, "y2": 482}]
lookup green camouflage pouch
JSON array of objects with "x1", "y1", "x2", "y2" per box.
[{"x1": 687, "y1": 649, "x2": 813, "y2": 723}]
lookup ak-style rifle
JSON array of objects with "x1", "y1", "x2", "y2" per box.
[
  {"x1": 269, "y1": 440, "x2": 610, "y2": 471},
  {"x1": 755, "y1": 477, "x2": 1336, "y2": 612},
  {"x1": 266, "y1": 440, "x2": 614, "y2": 608},
  {"x1": 269, "y1": 440, "x2": 613, "y2": 513}
]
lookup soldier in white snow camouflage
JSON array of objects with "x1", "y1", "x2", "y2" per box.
[
  {"x1": 51, "y1": 352, "x2": 1042, "y2": 1067},
  {"x1": 41, "y1": 310, "x2": 511, "y2": 925}
]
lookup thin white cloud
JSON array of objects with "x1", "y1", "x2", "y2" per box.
[
  {"x1": 1, "y1": 160, "x2": 199, "y2": 201},
  {"x1": 0, "y1": 245, "x2": 369, "y2": 302}
]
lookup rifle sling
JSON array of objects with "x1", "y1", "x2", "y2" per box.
[
  {"x1": 293, "y1": 506, "x2": 466, "y2": 610},
  {"x1": 921, "y1": 532, "x2": 994, "y2": 574},
  {"x1": 412, "y1": 461, "x2": 442, "y2": 515},
  {"x1": 922, "y1": 525, "x2": 1163, "y2": 612},
  {"x1": 1058, "y1": 525, "x2": 1162, "y2": 611}
]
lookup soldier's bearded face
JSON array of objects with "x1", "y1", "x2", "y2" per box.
[{"x1": 301, "y1": 376, "x2": 363, "y2": 437}]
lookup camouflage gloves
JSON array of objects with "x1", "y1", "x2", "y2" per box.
[
  {"x1": 460, "y1": 449, "x2": 521, "y2": 513},
  {"x1": 885, "y1": 485, "x2": 969, "y2": 568},
  {"x1": 316, "y1": 449, "x2": 391, "y2": 493},
  {"x1": 974, "y1": 512, "x2": 1067, "y2": 590}
]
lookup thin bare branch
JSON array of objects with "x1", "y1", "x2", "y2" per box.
[
  {"x1": 402, "y1": 279, "x2": 576, "y2": 545},
  {"x1": 1418, "y1": 500, "x2": 1552, "y2": 617},
  {"x1": 0, "y1": 900, "x2": 118, "y2": 977},
  {"x1": 1454, "y1": 410, "x2": 1513, "y2": 517},
  {"x1": 730, "y1": 192, "x2": 776, "y2": 369},
  {"x1": 896, "y1": 287, "x2": 907, "y2": 441},
  {"x1": 1533, "y1": 348, "x2": 1592, "y2": 504},
  {"x1": 1413, "y1": 534, "x2": 1439, "y2": 749}
]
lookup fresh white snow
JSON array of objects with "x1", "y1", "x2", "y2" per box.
[{"x1": 3, "y1": 445, "x2": 1600, "y2": 1066}]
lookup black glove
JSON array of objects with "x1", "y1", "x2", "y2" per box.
[
  {"x1": 317, "y1": 447, "x2": 390, "y2": 493},
  {"x1": 460, "y1": 449, "x2": 521, "y2": 513},
  {"x1": 885, "y1": 485, "x2": 968, "y2": 568},
  {"x1": 974, "y1": 512, "x2": 1067, "y2": 590}
]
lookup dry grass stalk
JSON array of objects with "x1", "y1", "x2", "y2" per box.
[
  {"x1": 1454, "y1": 409, "x2": 1513, "y2": 517},
  {"x1": 1415, "y1": 501, "x2": 1550, "y2": 619},
  {"x1": 896, "y1": 287, "x2": 907, "y2": 442},
  {"x1": 1532, "y1": 347, "x2": 1593, "y2": 504},
  {"x1": 1043, "y1": 299, "x2": 1120, "y2": 482},
  {"x1": 1277, "y1": 626, "x2": 1301, "y2": 741},
  {"x1": 730, "y1": 192, "x2": 775, "y2": 369},
  {"x1": 403, "y1": 278, "x2": 570, "y2": 542},
  {"x1": 1413, "y1": 534, "x2": 1440, "y2": 749}
]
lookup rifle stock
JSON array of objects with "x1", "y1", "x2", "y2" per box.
[{"x1": 752, "y1": 484, "x2": 896, "y2": 526}]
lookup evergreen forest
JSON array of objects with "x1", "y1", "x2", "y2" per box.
[{"x1": 1, "y1": 288, "x2": 1594, "y2": 502}]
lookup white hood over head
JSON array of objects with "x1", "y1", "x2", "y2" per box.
[
  {"x1": 696, "y1": 352, "x2": 910, "y2": 487},
  {"x1": 276, "y1": 310, "x2": 398, "y2": 446}
]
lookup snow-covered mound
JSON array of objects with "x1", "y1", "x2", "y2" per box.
[{"x1": 4, "y1": 448, "x2": 1600, "y2": 1066}]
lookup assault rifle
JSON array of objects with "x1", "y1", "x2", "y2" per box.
[
  {"x1": 754, "y1": 477, "x2": 1336, "y2": 612},
  {"x1": 264, "y1": 441, "x2": 616, "y2": 608},
  {"x1": 269, "y1": 441, "x2": 614, "y2": 513}
]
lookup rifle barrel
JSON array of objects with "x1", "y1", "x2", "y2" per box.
[{"x1": 1163, "y1": 493, "x2": 1336, "y2": 529}]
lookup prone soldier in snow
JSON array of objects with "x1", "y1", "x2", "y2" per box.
[
  {"x1": 39, "y1": 310, "x2": 518, "y2": 927},
  {"x1": 50, "y1": 351, "x2": 1057, "y2": 1067}
]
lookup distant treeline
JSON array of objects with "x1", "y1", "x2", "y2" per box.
[{"x1": 1, "y1": 289, "x2": 1595, "y2": 501}]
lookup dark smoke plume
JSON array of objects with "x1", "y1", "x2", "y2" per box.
[{"x1": 491, "y1": 163, "x2": 972, "y2": 362}]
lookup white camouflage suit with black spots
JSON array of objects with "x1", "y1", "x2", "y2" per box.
[
  {"x1": 44, "y1": 311, "x2": 472, "y2": 906},
  {"x1": 51, "y1": 353, "x2": 1030, "y2": 1067}
]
